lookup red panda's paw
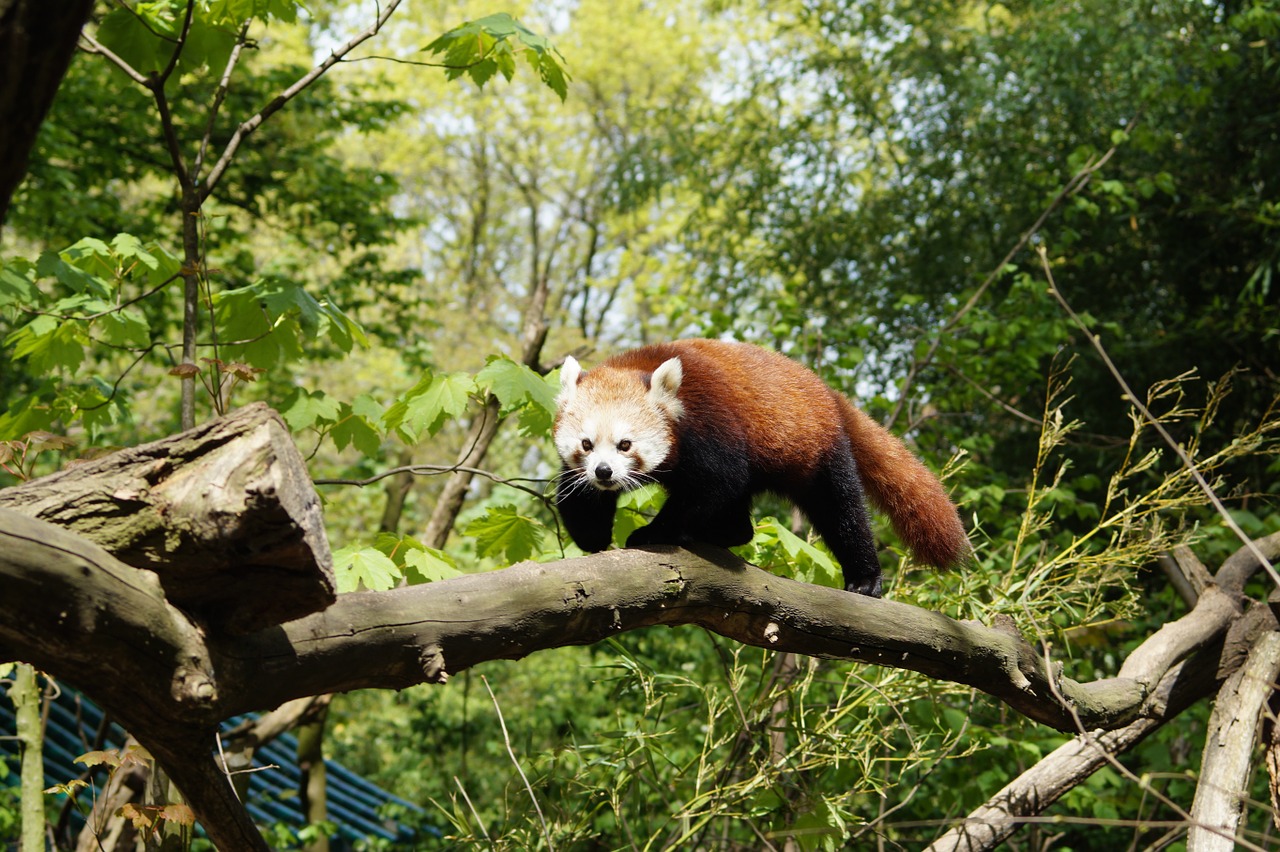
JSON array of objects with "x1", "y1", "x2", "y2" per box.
[
  {"x1": 625, "y1": 523, "x2": 686, "y2": 548},
  {"x1": 843, "y1": 572, "x2": 884, "y2": 598}
]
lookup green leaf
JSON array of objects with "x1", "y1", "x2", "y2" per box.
[
  {"x1": 36, "y1": 249, "x2": 111, "y2": 297},
  {"x1": 383, "y1": 372, "x2": 476, "y2": 439},
  {"x1": 97, "y1": 307, "x2": 151, "y2": 349},
  {"x1": 751, "y1": 518, "x2": 843, "y2": 589},
  {"x1": 211, "y1": 279, "x2": 367, "y2": 370},
  {"x1": 95, "y1": 8, "x2": 166, "y2": 76},
  {"x1": 332, "y1": 545, "x2": 401, "y2": 593},
  {"x1": 475, "y1": 356, "x2": 558, "y2": 435},
  {"x1": 0, "y1": 258, "x2": 39, "y2": 307},
  {"x1": 280, "y1": 388, "x2": 341, "y2": 431},
  {"x1": 0, "y1": 389, "x2": 58, "y2": 440},
  {"x1": 403, "y1": 546, "x2": 462, "y2": 584},
  {"x1": 6, "y1": 315, "x2": 86, "y2": 373},
  {"x1": 330, "y1": 396, "x2": 383, "y2": 456},
  {"x1": 110, "y1": 232, "x2": 152, "y2": 266},
  {"x1": 422, "y1": 13, "x2": 569, "y2": 99},
  {"x1": 371, "y1": 532, "x2": 461, "y2": 584},
  {"x1": 464, "y1": 504, "x2": 547, "y2": 564}
]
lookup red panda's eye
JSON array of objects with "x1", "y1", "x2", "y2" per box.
[
  {"x1": 581, "y1": 438, "x2": 593, "y2": 452},
  {"x1": 617, "y1": 440, "x2": 632, "y2": 452}
]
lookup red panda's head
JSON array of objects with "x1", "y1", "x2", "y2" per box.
[{"x1": 554, "y1": 356, "x2": 683, "y2": 492}]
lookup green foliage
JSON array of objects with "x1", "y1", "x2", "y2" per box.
[
  {"x1": 332, "y1": 544, "x2": 401, "y2": 593},
  {"x1": 475, "y1": 356, "x2": 559, "y2": 436},
  {"x1": 95, "y1": 0, "x2": 298, "y2": 82},
  {"x1": 463, "y1": 504, "x2": 549, "y2": 564},
  {"x1": 383, "y1": 372, "x2": 478, "y2": 441},
  {"x1": 423, "y1": 13, "x2": 570, "y2": 101},
  {"x1": 5, "y1": 0, "x2": 1280, "y2": 848},
  {"x1": 737, "y1": 517, "x2": 843, "y2": 590}
]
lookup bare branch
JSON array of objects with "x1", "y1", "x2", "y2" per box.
[
  {"x1": 199, "y1": 0, "x2": 403, "y2": 199},
  {"x1": 1188, "y1": 631, "x2": 1280, "y2": 850},
  {"x1": 78, "y1": 32, "x2": 151, "y2": 86},
  {"x1": 194, "y1": 20, "x2": 253, "y2": 178},
  {"x1": 1038, "y1": 245, "x2": 1280, "y2": 589}
]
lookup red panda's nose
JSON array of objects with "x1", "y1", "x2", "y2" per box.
[{"x1": 594, "y1": 462, "x2": 613, "y2": 482}]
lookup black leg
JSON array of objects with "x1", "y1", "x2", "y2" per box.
[
  {"x1": 793, "y1": 448, "x2": 883, "y2": 597},
  {"x1": 556, "y1": 467, "x2": 619, "y2": 553},
  {"x1": 627, "y1": 491, "x2": 754, "y2": 549}
]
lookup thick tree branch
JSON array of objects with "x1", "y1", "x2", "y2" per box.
[
  {"x1": 211, "y1": 547, "x2": 1147, "y2": 731},
  {"x1": 2, "y1": 505, "x2": 1278, "y2": 846},
  {"x1": 927, "y1": 652, "x2": 1220, "y2": 852},
  {"x1": 3, "y1": 405, "x2": 1278, "y2": 848},
  {"x1": 1188, "y1": 630, "x2": 1280, "y2": 851},
  {"x1": 928, "y1": 533, "x2": 1280, "y2": 851}
]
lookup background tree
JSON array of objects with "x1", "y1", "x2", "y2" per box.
[{"x1": 1, "y1": 0, "x2": 1278, "y2": 849}]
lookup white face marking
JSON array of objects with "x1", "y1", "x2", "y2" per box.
[{"x1": 554, "y1": 383, "x2": 674, "y2": 493}]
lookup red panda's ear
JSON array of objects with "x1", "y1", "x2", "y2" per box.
[
  {"x1": 649, "y1": 357, "x2": 684, "y2": 419},
  {"x1": 557, "y1": 357, "x2": 582, "y2": 407}
]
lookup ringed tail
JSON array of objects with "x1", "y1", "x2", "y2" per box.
[{"x1": 838, "y1": 398, "x2": 971, "y2": 568}]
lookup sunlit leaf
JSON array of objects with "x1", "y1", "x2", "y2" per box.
[
  {"x1": 332, "y1": 545, "x2": 401, "y2": 593},
  {"x1": 463, "y1": 504, "x2": 548, "y2": 564}
]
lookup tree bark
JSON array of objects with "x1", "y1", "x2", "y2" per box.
[
  {"x1": 3, "y1": 412, "x2": 1279, "y2": 849},
  {"x1": 421, "y1": 394, "x2": 503, "y2": 549},
  {"x1": 3, "y1": 518, "x2": 1276, "y2": 849},
  {"x1": 0, "y1": 0, "x2": 95, "y2": 230},
  {"x1": 0, "y1": 403, "x2": 333, "y2": 632},
  {"x1": 1187, "y1": 630, "x2": 1280, "y2": 851},
  {"x1": 929, "y1": 532, "x2": 1280, "y2": 851},
  {"x1": 13, "y1": 663, "x2": 44, "y2": 852}
]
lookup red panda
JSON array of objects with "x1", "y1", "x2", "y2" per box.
[{"x1": 553, "y1": 339, "x2": 969, "y2": 597}]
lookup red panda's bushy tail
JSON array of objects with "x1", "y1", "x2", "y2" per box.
[{"x1": 838, "y1": 397, "x2": 971, "y2": 569}]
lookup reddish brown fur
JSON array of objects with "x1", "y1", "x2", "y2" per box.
[{"x1": 586, "y1": 339, "x2": 969, "y2": 569}]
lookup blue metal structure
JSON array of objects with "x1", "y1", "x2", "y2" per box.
[{"x1": 0, "y1": 685, "x2": 432, "y2": 849}]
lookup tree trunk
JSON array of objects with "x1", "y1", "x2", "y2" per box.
[
  {"x1": 421, "y1": 395, "x2": 503, "y2": 548},
  {"x1": 0, "y1": 0, "x2": 95, "y2": 229},
  {"x1": 0, "y1": 403, "x2": 333, "y2": 632},
  {"x1": 13, "y1": 663, "x2": 44, "y2": 852}
]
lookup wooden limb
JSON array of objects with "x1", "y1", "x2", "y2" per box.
[
  {"x1": 1188, "y1": 630, "x2": 1280, "y2": 851},
  {"x1": 0, "y1": 403, "x2": 333, "y2": 632},
  {"x1": 220, "y1": 695, "x2": 330, "y2": 801},
  {"x1": 212, "y1": 545, "x2": 1174, "y2": 733},
  {"x1": 0, "y1": 509, "x2": 217, "y2": 728},
  {"x1": 5, "y1": 482, "x2": 1277, "y2": 849},
  {"x1": 926, "y1": 650, "x2": 1219, "y2": 852}
]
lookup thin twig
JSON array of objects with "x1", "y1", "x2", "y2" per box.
[
  {"x1": 195, "y1": 20, "x2": 253, "y2": 179},
  {"x1": 887, "y1": 120, "x2": 1135, "y2": 430},
  {"x1": 1036, "y1": 245, "x2": 1280, "y2": 591},
  {"x1": 314, "y1": 463, "x2": 548, "y2": 501},
  {"x1": 154, "y1": 0, "x2": 197, "y2": 86},
  {"x1": 78, "y1": 33, "x2": 150, "y2": 85},
  {"x1": 944, "y1": 365, "x2": 1043, "y2": 426},
  {"x1": 20, "y1": 271, "x2": 184, "y2": 322},
  {"x1": 481, "y1": 675, "x2": 553, "y2": 850},
  {"x1": 200, "y1": 0, "x2": 404, "y2": 200}
]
